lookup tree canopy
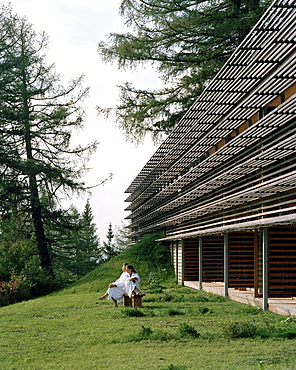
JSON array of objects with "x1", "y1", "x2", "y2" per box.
[
  {"x1": 98, "y1": 0, "x2": 272, "y2": 143},
  {"x1": 0, "y1": 4, "x2": 97, "y2": 278}
]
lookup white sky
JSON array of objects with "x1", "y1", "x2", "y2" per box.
[{"x1": 9, "y1": 0, "x2": 160, "y2": 241}]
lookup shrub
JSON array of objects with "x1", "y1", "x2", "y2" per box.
[
  {"x1": 168, "y1": 309, "x2": 184, "y2": 316},
  {"x1": 179, "y1": 323, "x2": 200, "y2": 338},
  {"x1": 127, "y1": 325, "x2": 173, "y2": 342},
  {"x1": 198, "y1": 307, "x2": 211, "y2": 314},
  {"x1": 279, "y1": 329, "x2": 296, "y2": 339},
  {"x1": 223, "y1": 321, "x2": 257, "y2": 338},
  {"x1": 122, "y1": 307, "x2": 146, "y2": 317},
  {"x1": 128, "y1": 325, "x2": 153, "y2": 341},
  {"x1": 140, "y1": 326, "x2": 153, "y2": 338},
  {"x1": 243, "y1": 306, "x2": 262, "y2": 315},
  {"x1": 0, "y1": 275, "x2": 33, "y2": 307},
  {"x1": 257, "y1": 325, "x2": 296, "y2": 339},
  {"x1": 160, "y1": 293, "x2": 174, "y2": 302}
]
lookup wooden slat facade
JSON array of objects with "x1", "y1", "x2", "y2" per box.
[
  {"x1": 269, "y1": 226, "x2": 296, "y2": 297},
  {"x1": 202, "y1": 235, "x2": 224, "y2": 283},
  {"x1": 125, "y1": 0, "x2": 296, "y2": 302},
  {"x1": 184, "y1": 238, "x2": 199, "y2": 281},
  {"x1": 228, "y1": 232, "x2": 255, "y2": 289}
]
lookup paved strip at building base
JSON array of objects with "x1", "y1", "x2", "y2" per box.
[{"x1": 185, "y1": 281, "x2": 296, "y2": 318}]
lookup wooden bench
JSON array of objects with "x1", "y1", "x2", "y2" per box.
[{"x1": 123, "y1": 294, "x2": 145, "y2": 308}]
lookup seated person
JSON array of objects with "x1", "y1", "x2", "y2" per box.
[
  {"x1": 125, "y1": 264, "x2": 141, "y2": 297},
  {"x1": 98, "y1": 262, "x2": 129, "y2": 307}
]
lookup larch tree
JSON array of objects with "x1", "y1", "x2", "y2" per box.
[
  {"x1": 98, "y1": 0, "x2": 272, "y2": 143},
  {"x1": 0, "y1": 5, "x2": 97, "y2": 278}
]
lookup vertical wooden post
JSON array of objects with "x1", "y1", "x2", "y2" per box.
[
  {"x1": 199, "y1": 236, "x2": 203, "y2": 290},
  {"x1": 262, "y1": 228, "x2": 269, "y2": 311},
  {"x1": 175, "y1": 241, "x2": 179, "y2": 283},
  {"x1": 254, "y1": 229, "x2": 259, "y2": 298},
  {"x1": 181, "y1": 238, "x2": 185, "y2": 286},
  {"x1": 224, "y1": 233, "x2": 229, "y2": 298}
]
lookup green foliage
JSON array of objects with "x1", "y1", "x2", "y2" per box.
[
  {"x1": 98, "y1": 0, "x2": 272, "y2": 142},
  {"x1": 113, "y1": 221, "x2": 132, "y2": 251},
  {"x1": 243, "y1": 306, "x2": 263, "y2": 315},
  {"x1": 101, "y1": 222, "x2": 120, "y2": 262},
  {"x1": 167, "y1": 309, "x2": 184, "y2": 316},
  {"x1": 49, "y1": 201, "x2": 101, "y2": 281},
  {"x1": 127, "y1": 325, "x2": 173, "y2": 342},
  {"x1": 0, "y1": 3, "x2": 96, "y2": 277},
  {"x1": 121, "y1": 307, "x2": 146, "y2": 317},
  {"x1": 178, "y1": 323, "x2": 200, "y2": 338},
  {"x1": 223, "y1": 320, "x2": 257, "y2": 338},
  {"x1": 0, "y1": 275, "x2": 32, "y2": 307},
  {"x1": 140, "y1": 325, "x2": 153, "y2": 338},
  {"x1": 256, "y1": 318, "x2": 296, "y2": 339},
  {"x1": 128, "y1": 233, "x2": 174, "y2": 285},
  {"x1": 127, "y1": 325, "x2": 153, "y2": 341},
  {"x1": 0, "y1": 242, "x2": 64, "y2": 307},
  {"x1": 198, "y1": 307, "x2": 211, "y2": 314},
  {"x1": 159, "y1": 293, "x2": 174, "y2": 302},
  {"x1": 0, "y1": 237, "x2": 39, "y2": 306},
  {"x1": 0, "y1": 198, "x2": 101, "y2": 305}
]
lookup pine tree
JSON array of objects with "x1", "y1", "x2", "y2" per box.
[
  {"x1": 102, "y1": 222, "x2": 119, "y2": 261},
  {"x1": 114, "y1": 221, "x2": 131, "y2": 252},
  {"x1": 79, "y1": 199, "x2": 101, "y2": 272},
  {"x1": 43, "y1": 200, "x2": 100, "y2": 280},
  {"x1": 98, "y1": 0, "x2": 272, "y2": 143}
]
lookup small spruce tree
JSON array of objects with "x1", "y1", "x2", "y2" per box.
[{"x1": 102, "y1": 222, "x2": 119, "y2": 261}]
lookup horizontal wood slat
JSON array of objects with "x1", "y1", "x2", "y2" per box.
[
  {"x1": 229, "y1": 232, "x2": 255, "y2": 288},
  {"x1": 202, "y1": 235, "x2": 224, "y2": 282},
  {"x1": 184, "y1": 238, "x2": 199, "y2": 281},
  {"x1": 268, "y1": 226, "x2": 296, "y2": 297}
]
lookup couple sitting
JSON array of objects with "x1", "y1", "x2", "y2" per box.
[{"x1": 99, "y1": 263, "x2": 141, "y2": 307}]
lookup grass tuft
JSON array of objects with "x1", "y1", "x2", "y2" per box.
[
  {"x1": 167, "y1": 308, "x2": 184, "y2": 316},
  {"x1": 223, "y1": 320, "x2": 257, "y2": 338},
  {"x1": 178, "y1": 323, "x2": 200, "y2": 338},
  {"x1": 121, "y1": 307, "x2": 146, "y2": 317}
]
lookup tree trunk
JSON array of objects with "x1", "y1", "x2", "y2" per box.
[
  {"x1": 20, "y1": 46, "x2": 54, "y2": 278},
  {"x1": 29, "y1": 174, "x2": 55, "y2": 277}
]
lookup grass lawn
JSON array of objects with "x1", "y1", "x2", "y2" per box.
[{"x1": 1, "y1": 249, "x2": 296, "y2": 369}]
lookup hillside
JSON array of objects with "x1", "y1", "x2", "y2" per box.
[{"x1": 61, "y1": 233, "x2": 175, "y2": 295}]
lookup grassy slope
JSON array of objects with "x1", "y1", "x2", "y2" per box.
[{"x1": 1, "y1": 244, "x2": 296, "y2": 370}]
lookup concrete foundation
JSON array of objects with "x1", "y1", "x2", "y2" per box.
[{"x1": 185, "y1": 281, "x2": 296, "y2": 318}]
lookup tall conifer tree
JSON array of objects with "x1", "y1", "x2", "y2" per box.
[
  {"x1": 98, "y1": 0, "x2": 272, "y2": 142},
  {"x1": 0, "y1": 4, "x2": 97, "y2": 277},
  {"x1": 102, "y1": 222, "x2": 119, "y2": 261}
]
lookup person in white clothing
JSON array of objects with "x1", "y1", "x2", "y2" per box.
[
  {"x1": 98, "y1": 262, "x2": 129, "y2": 307},
  {"x1": 125, "y1": 264, "x2": 141, "y2": 297}
]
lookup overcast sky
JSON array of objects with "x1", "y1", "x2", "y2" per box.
[{"x1": 9, "y1": 0, "x2": 161, "y2": 240}]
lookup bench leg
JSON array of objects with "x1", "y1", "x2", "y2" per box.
[
  {"x1": 123, "y1": 295, "x2": 132, "y2": 307},
  {"x1": 132, "y1": 296, "x2": 143, "y2": 308}
]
